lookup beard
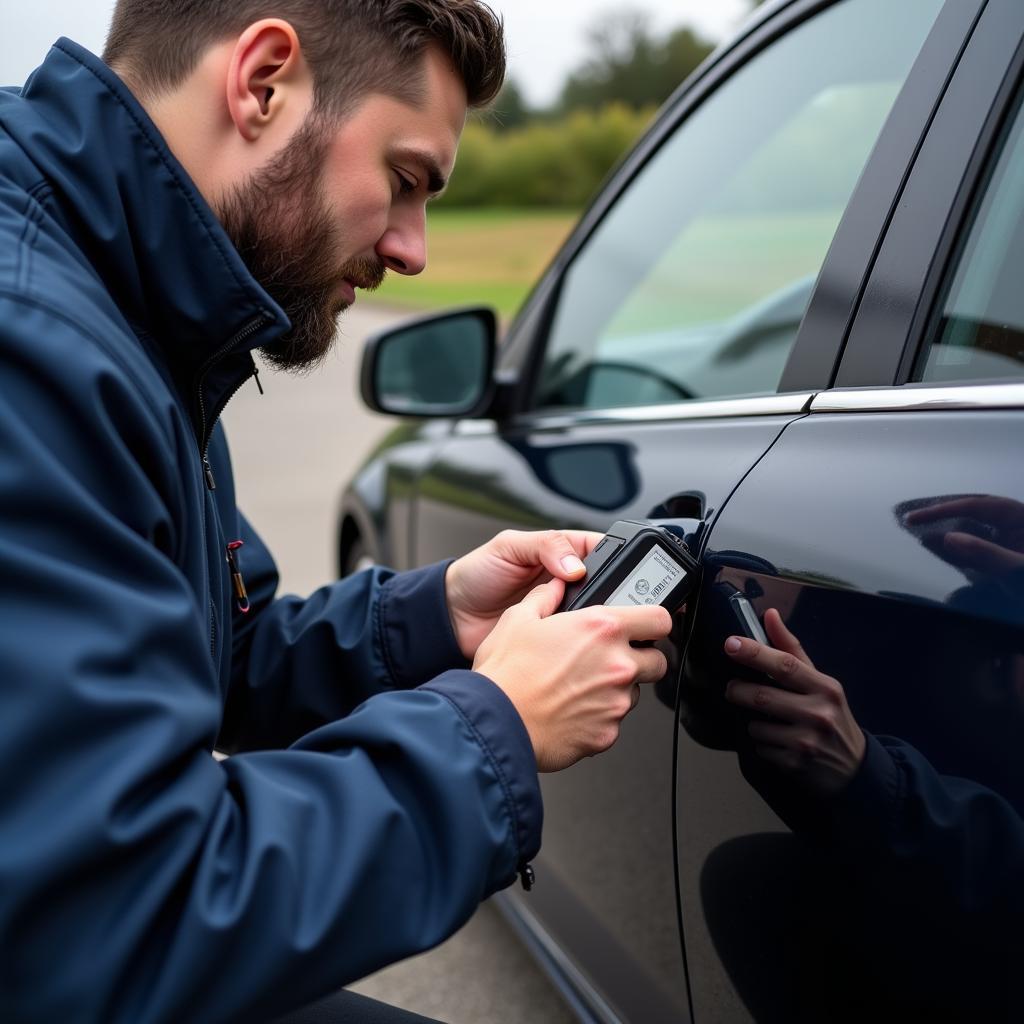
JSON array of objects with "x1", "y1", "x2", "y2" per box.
[{"x1": 217, "y1": 117, "x2": 386, "y2": 372}]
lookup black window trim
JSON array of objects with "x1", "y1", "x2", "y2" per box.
[
  {"x1": 781, "y1": 0, "x2": 989, "y2": 391},
  {"x1": 834, "y1": 0, "x2": 1024, "y2": 389}
]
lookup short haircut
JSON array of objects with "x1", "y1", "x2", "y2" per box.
[{"x1": 103, "y1": 0, "x2": 506, "y2": 116}]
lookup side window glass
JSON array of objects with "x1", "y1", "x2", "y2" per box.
[
  {"x1": 916, "y1": 88, "x2": 1024, "y2": 384},
  {"x1": 534, "y1": 0, "x2": 943, "y2": 412}
]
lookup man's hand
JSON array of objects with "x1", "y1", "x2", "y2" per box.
[
  {"x1": 723, "y1": 609, "x2": 866, "y2": 796},
  {"x1": 473, "y1": 578, "x2": 672, "y2": 772},
  {"x1": 445, "y1": 529, "x2": 601, "y2": 660},
  {"x1": 905, "y1": 495, "x2": 1024, "y2": 577}
]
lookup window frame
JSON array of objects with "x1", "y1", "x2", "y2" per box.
[
  {"x1": 488, "y1": 0, "x2": 984, "y2": 427},
  {"x1": 832, "y1": 0, "x2": 1024, "y2": 392}
]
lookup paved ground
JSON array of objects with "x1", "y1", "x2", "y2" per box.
[{"x1": 223, "y1": 303, "x2": 576, "y2": 1024}]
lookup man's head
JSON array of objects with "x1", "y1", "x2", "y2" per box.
[{"x1": 104, "y1": 1, "x2": 505, "y2": 370}]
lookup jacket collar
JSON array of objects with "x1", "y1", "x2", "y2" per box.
[{"x1": 6, "y1": 39, "x2": 290, "y2": 423}]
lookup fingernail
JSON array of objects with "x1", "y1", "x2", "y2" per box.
[
  {"x1": 561, "y1": 555, "x2": 585, "y2": 575},
  {"x1": 725, "y1": 637, "x2": 742, "y2": 653}
]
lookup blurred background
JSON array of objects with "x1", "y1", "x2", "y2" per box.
[
  {"x1": 4, "y1": 3, "x2": 762, "y2": 1020},
  {"x1": 4, "y1": 1, "x2": 763, "y2": 318}
]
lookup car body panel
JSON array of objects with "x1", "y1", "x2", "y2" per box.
[
  {"x1": 682, "y1": 406, "x2": 1024, "y2": 1020},
  {"x1": 409, "y1": 412, "x2": 806, "y2": 1023}
]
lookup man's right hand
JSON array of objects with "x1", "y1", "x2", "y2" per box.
[{"x1": 472, "y1": 579, "x2": 672, "y2": 772}]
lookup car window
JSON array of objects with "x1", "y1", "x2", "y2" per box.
[
  {"x1": 915, "y1": 86, "x2": 1024, "y2": 384},
  {"x1": 533, "y1": 0, "x2": 943, "y2": 412}
]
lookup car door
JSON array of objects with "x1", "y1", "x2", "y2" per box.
[
  {"x1": 404, "y1": 2, "x2": 953, "y2": 1020},
  {"x1": 683, "y1": 1, "x2": 1024, "y2": 1020}
]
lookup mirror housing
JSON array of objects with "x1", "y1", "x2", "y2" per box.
[{"x1": 359, "y1": 307, "x2": 497, "y2": 418}]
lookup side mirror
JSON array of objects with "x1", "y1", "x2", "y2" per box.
[{"x1": 359, "y1": 307, "x2": 497, "y2": 417}]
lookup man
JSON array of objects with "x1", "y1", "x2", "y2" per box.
[{"x1": 0, "y1": 3, "x2": 672, "y2": 1022}]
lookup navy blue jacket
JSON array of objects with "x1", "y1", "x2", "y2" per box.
[{"x1": 0, "y1": 40, "x2": 541, "y2": 1023}]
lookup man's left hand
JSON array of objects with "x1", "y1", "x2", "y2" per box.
[{"x1": 445, "y1": 529, "x2": 601, "y2": 660}]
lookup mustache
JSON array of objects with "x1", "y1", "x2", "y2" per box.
[{"x1": 341, "y1": 255, "x2": 388, "y2": 293}]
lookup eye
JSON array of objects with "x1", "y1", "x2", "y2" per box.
[{"x1": 395, "y1": 170, "x2": 417, "y2": 196}]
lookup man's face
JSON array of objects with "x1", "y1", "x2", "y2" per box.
[{"x1": 218, "y1": 46, "x2": 467, "y2": 371}]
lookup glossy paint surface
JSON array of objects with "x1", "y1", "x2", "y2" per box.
[{"x1": 681, "y1": 409, "x2": 1024, "y2": 1020}]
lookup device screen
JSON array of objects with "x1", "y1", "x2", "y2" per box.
[{"x1": 606, "y1": 545, "x2": 685, "y2": 607}]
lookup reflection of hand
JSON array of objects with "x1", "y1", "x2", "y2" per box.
[
  {"x1": 474, "y1": 580, "x2": 671, "y2": 772},
  {"x1": 905, "y1": 496, "x2": 1024, "y2": 577},
  {"x1": 723, "y1": 610, "x2": 866, "y2": 796},
  {"x1": 445, "y1": 529, "x2": 600, "y2": 660}
]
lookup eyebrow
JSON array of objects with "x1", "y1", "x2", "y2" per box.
[{"x1": 393, "y1": 147, "x2": 448, "y2": 196}]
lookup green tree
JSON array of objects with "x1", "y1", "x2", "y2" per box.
[
  {"x1": 485, "y1": 78, "x2": 532, "y2": 133},
  {"x1": 557, "y1": 10, "x2": 714, "y2": 114}
]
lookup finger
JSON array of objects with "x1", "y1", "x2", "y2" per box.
[
  {"x1": 563, "y1": 530, "x2": 605, "y2": 559},
  {"x1": 631, "y1": 646, "x2": 670, "y2": 684},
  {"x1": 496, "y1": 529, "x2": 592, "y2": 582},
  {"x1": 944, "y1": 532, "x2": 1024, "y2": 575},
  {"x1": 516, "y1": 577, "x2": 566, "y2": 620},
  {"x1": 723, "y1": 635, "x2": 817, "y2": 693},
  {"x1": 904, "y1": 495, "x2": 1019, "y2": 527},
  {"x1": 606, "y1": 604, "x2": 674, "y2": 642},
  {"x1": 725, "y1": 679, "x2": 818, "y2": 722},
  {"x1": 762, "y1": 609, "x2": 815, "y2": 669}
]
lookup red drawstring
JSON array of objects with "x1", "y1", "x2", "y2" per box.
[{"x1": 225, "y1": 541, "x2": 250, "y2": 614}]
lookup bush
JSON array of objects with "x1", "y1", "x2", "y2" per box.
[{"x1": 443, "y1": 104, "x2": 654, "y2": 209}]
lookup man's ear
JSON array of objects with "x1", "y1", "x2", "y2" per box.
[{"x1": 225, "y1": 19, "x2": 312, "y2": 142}]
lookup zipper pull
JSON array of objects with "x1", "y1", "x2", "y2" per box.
[
  {"x1": 226, "y1": 541, "x2": 250, "y2": 614},
  {"x1": 519, "y1": 863, "x2": 535, "y2": 892},
  {"x1": 253, "y1": 364, "x2": 264, "y2": 396},
  {"x1": 203, "y1": 456, "x2": 217, "y2": 491}
]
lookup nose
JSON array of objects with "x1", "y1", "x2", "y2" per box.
[{"x1": 376, "y1": 207, "x2": 427, "y2": 276}]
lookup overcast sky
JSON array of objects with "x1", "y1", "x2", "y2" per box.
[{"x1": 2, "y1": 1, "x2": 754, "y2": 106}]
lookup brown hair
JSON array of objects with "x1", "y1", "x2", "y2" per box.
[{"x1": 103, "y1": 0, "x2": 505, "y2": 115}]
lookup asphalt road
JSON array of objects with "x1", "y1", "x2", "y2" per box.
[{"x1": 223, "y1": 303, "x2": 576, "y2": 1024}]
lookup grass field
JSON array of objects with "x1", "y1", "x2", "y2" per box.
[
  {"x1": 367, "y1": 207, "x2": 844, "y2": 331},
  {"x1": 367, "y1": 207, "x2": 578, "y2": 317}
]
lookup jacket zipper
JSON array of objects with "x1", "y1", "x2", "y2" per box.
[
  {"x1": 195, "y1": 313, "x2": 268, "y2": 490},
  {"x1": 194, "y1": 313, "x2": 268, "y2": 661}
]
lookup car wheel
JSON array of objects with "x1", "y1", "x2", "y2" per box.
[{"x1": 342, "y1": 532, "x2": 377, "y2": 577}]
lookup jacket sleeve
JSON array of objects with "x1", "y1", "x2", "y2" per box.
[
  {"x1": 219, "y1": 508, "x2": 471, "y2": 751},
  {"x1": 0, "y1": 304, "x2": 541, "y2": 1024},
  {"x1": 824, "y1": 732, "x2": 1024, "y2": 920},
  {"x1": 742, "y1": 730, "x2": 1024, "y2": 923}
]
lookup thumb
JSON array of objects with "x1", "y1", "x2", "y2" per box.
[
  {"x1": 763, "y1": 608, "x2": 815, "y2": 668},
  {"x1": 518, "y1": 577, "x2": 566, "y2": 620}
]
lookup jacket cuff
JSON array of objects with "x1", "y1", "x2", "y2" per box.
[
  {"x1": 420, "y1": 670, "x2": 543, "y2": 877},
  {"x1": 378, "y1": 561, "x2": 468, "y2": 689}
]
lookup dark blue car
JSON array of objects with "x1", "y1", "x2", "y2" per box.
[{"x1": 338, "y1": 0, "x2": 1024, "y2": 1019}]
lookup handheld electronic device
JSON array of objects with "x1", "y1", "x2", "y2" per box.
[{"x1": 558, "y1": 520, "x2": 699, "y2": 613}]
